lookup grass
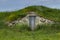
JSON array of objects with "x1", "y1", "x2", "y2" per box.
[
  {"x1": 0, "y1": 23, "x2": 60, "y2": 40},
  {"x1": 0, "y1": 6, "x2": 60, "y2": 22}
]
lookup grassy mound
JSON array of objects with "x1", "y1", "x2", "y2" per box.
[
  {"x1": 0, "y1": 6, "x2": 60, "y2": 22},
  {"x1": 0, "y1": 5, "x2": 60, "y2": 40}
]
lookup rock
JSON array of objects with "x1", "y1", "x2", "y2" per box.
[{"x1": 6, "y1": 14, "x2": 54, "y2": 27}]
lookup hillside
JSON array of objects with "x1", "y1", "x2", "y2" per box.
[
  {"x1": 0, "y1": 6, "x2": 60, "y2": 22},
  {"x1": 0, "y1": 6, "x2": 60, "y2": 40},
  {"x1": 0, "y1": 5, "x2": 60, "y2": 28}
]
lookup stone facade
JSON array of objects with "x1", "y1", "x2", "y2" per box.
[{"x1": 6, "y1": 14, "x2": 54, "y2": 27}]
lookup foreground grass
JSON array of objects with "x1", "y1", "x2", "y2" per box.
[
  {"x1": 0, "y1": 24, "x2": 60, "y2": 40},
  {"x1": 0, "y1": 29, "x2": 60, "y2": 40}
]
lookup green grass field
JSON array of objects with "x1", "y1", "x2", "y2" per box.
[
  {"x1": 0, "y1": 6, "x2": 60, "y2": 40},
  {"x1": 0, "y1": 22, "x2": 60, "y2": 40},
  {"x1": 0, "y1": 24, "x2": 60, "y2": 40}
]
